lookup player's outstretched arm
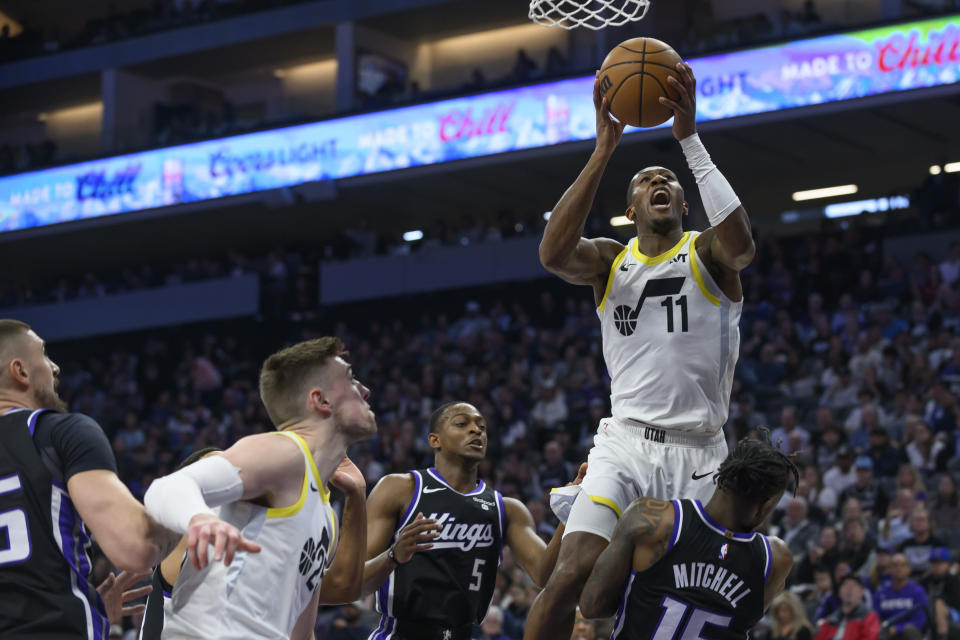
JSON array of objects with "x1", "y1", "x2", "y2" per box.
[
  {"x1": 318, "y1": 457, "x2": 367, "y2": 604},
  {"x1": 145, "y1": 433, "x2": 305, "y2": 569},
  {"x1": 761, "y1": 536, "x2": 794, "y2": 612},
  {"x1": 359, "y1": 473, "x2": 439, "y2": 597},
  {"x1": 660, "y1": 62, "x2": 755, "y2": 273},
  {"x1": 503, "y1": 498, "x2": 562, "y2": 588},
  {"x1": 580, "y1": 496, "x2": 674, "y2": 619},
  {"x1": 539, "y1": 73, "x2": 625, "y2": 288},
  {"x1": 506, "y1": 463, "x2": 586, "y2": 587},
  {"x1": 70, "y1": 470, "x2": 181, "y2": 572}
]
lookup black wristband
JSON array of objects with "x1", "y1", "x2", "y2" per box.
[{"x1": 387, "y1": 544, "x2": 407, "y2": 565}]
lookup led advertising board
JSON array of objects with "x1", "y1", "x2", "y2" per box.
[{"x1": 1, "y1": 14, "x2": 957, "y2": 233}]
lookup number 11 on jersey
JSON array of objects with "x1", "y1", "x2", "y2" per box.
[{"x1": 660, "y1": 296, "x2": 688, "y2": 333}]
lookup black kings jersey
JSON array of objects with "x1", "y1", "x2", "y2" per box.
[
  {"x1": 612, "y1": 499, "x2": 771, "y2": 640},
  {"x1": 0, "y1": 408, "x2": 113, "y2": 639},
  {"x1": 140, "y1": 564, "x2": 175, "y2": 640},
  {"x1": 371, "y1": 468, "x2": 504, "y2": 639}
]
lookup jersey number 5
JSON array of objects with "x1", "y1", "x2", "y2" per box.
[
  {"x1": 0, "y1": 474, "x2": 31, "y2": 567},
  {"x1": 469, "y1": 559, "x2": 486, "y2": 592},
  {"x1": 651, "y1": 596, "x2": 732, "y2": 640}
]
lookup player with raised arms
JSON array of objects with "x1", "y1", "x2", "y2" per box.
[{"x1": 525, "y1": 58, "x2": 756, "y2": 639}]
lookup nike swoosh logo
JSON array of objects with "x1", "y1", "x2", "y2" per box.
[
  {"x1": 423, "y1": 487, "x2": 445, "y2": 494},
  {"x1": 309, "y1": 483, "x2": 319, "y2": 492},
  {"x1": 620, "y1": 264, "x2": 630, "y2": 272},
  {"x1": 691, "y1": 470, "x2": 714, "y2": 480}
]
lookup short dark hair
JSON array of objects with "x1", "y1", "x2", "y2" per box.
[
  {"x1": 259, "y1": 337, "x2": 345, "y2": 427},
  {"x1": 429, "y1": 401, "x2": 463, "y2": 434},
  {"x1": 714, "y1": 427, "x2": 800, "y2": 506},
  {"x1": 0, "y1": 319, "x2": 30, "y2": 349}
]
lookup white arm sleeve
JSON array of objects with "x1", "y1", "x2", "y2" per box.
[
  {"x1": 144, "y1": 455, "x2": 244, "y2": 534},
  {"x1": 679, "y1": 133, "x2": 741, "y2": 228}
]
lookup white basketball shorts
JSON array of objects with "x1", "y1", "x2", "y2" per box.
[{"x1": 563, "y1": 416, "x2": 728, "y2": 541}]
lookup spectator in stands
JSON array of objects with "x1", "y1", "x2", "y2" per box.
[
  {"x1": 930, "y1": 474, "x2": 960, "y2": 533},
  {"x1": 846, "y1": 401, "x2": 886, "y2": 451},
  {"x1": 824, "y1": 447, "x2": 858, "y2": 496},
  {"x1": 571, "y1": 609, "x2": 597, "y2": 640},
  {"x1": 479, "y1": 606, "x2": 511, "y2": 640},
  {"x1": 329, "y1": 601, "x2": 373, "y2": 639},
  {"x1": 880, "y1": 490, "x2": 920, "y2": 549},
  {"x1": 530, "y1": 378, "x2": 567, "y2": 439},
  {"x1": 773, "y1": 405, "x2": 811, "y2": 451},
  {"x1": 923, "y1": 383, "x2": 957, "y2": 436},
  {"x1": 839, "y1": 517, "x2": 875, "y2": 575},
  {"x1": 801, "y1": 465, "x2": 837, "y2": 521},
  {"x1": 731, "y1": 392, "x2": 767, "y2": 431},
  {"x1": 115, "y1": 410, "x2": 146, "y2": 450},
  {"x1": 805, "y1": 567, "x2": 840, "y2": 624},
  {"x1": 782, "y1": 497, "x2": 821, "y2": 556},
  {"x1": 512, "y1": 49, "x2": 537, "y2": 82},
  {"x1": 939, "y1": 242, "x2": 960, "y2": 287},
  {"x1": 841, "y1": 457, "x2": 888, "y2": 519},
  {"x1": 797, "y1": 525, "x2": 841, "y2": 584},
  {"x1": 816, "y1": 417, "x2": 848, "y2": 470},
  {"x1": 866, "y1": 428, "x2": 901, "y2": 479},
  {"x1": 873, "y1": 553, "x2": 928, "y2": 640},
  {"x1": 905, "y1": 419, "x2": 948, "y2": 473},
  {"x1": 868, "y1": 545, "x2": 894, "y2": 592},
  {"x1": 771, "y1": 592, "x2": 815, "y2": 640},
  {"x1": 814, "y1": 573, "x2": 880, "y2": 640},
  {"x1": 898, "y1": 507, "x2": 945, "y2": 576},
  {"x1": 894, "y1": 465, "x2": 927, "y2": 499},
  {"x1": 545, "y1": 46, "x2": 568, "y2": 76},
  {"x1": 822, "y1": 366, "x2": 861, "y2": 413},
  {"x1": 537, "y1": 440, "x2": 575, "y2": 497},
  {"x1": 921, "y1": 548, "x2": 960, "y2": 640}
]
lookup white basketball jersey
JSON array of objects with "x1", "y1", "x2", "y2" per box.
[
  {"x1": 597, "y1": 231, "x2": 741, "y2": 434},
  {"x1": 162, "y1": 431, "x2": 338, "y2": 640}
]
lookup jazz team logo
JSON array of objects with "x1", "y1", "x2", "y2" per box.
[{"x1": 718, "y1": 543, "x2": 729, "y2": 560}]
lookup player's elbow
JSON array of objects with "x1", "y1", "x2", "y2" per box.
[
  {"x1": 578, "y1": 591, "x2": 606, "y2": 619},
  {"x1": 538, "y1": 241, "x2": 565, "y2": 272},
  {"x1": 731, "y1": 236, "x2": 756, "y2": 270}
]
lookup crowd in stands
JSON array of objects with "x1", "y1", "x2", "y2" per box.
[
  {"x1": 0, "y1": 208, "x2": 554, "y2": 310},
  {"x1": 0, "y1": 0, "x2": 316, "y2": 64},
  {"x1": 32, "y1": 204, "x2": 960, "y2": 637}
]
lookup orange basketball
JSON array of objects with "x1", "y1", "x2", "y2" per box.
[{"x1": 598, "y1": 37, "x2": 683, "y2": 128}]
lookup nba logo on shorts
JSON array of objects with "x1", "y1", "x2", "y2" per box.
[{"x1": 718, "y1": 543, "x2": 728, "y2": 560}]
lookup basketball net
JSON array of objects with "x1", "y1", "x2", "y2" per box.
[{"x1": 528, "y1": 0, "x2": 651, "y2": 30}]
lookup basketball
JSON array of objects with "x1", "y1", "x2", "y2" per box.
[{"x1": 598, "y1": 37, "x2": 683, "y2": 128}]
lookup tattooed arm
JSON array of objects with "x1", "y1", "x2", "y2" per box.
[{"x1": 579, "y1": 497, "x2": 674, "y2": 619}]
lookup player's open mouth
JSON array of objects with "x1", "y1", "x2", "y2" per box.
[
  {"x1": 651, "y1": 188, "x2": 671, "y2": 210},
  {"x1": 468, "y1": 439, "x2": 485, "y2": 449}
]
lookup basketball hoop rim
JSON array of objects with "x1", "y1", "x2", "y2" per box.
[{"x1": 528, "y1": 0, "x2": 652, "y2": 31}]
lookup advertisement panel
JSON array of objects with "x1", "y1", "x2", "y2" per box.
[{"x1": 1, "y1": 14, "x2": 957, "y2": 232}]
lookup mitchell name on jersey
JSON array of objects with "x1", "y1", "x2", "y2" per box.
[{"x1": 671, "y1": 562, "x2": 752, "y2": 608}]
